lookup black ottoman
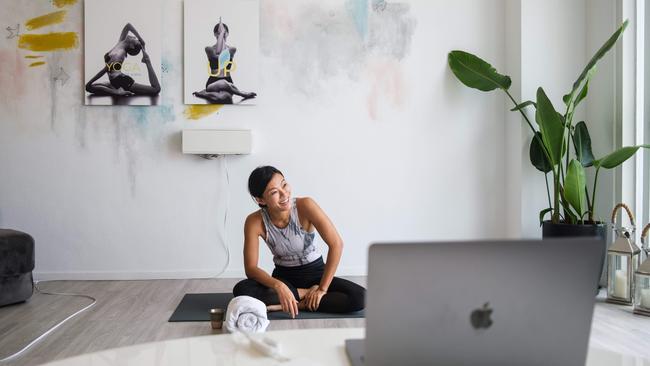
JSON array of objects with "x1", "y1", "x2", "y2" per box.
[{"x1": 0, "y1": 229, "x2": 34, "y2": 307}]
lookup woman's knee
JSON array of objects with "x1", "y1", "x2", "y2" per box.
[
  {"x1": 347, "y1": 286, "x2": 366, "y2": 312},
  {"x1": 232, "y1": 279, "x2": 259, "y2": 297}
]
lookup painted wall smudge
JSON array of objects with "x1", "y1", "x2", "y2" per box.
[
  {"x1": 6, "y1": 25, "x2": 20, "y2": 39},
  {"x1": 261, "y1": 0, "x2": 416, "y2": 118},
  {"x1": 18, "y1": 32, "x2": 78, "y2": 51},
  {"x1": 1, "y1": 49, "x2": 28, "y2": 100},
  {"x1": 365, "y1": 58, "x2": 406, "y2": 120},
  {"x1": 346, "y1": 0, "x2": 369, "y2": 39},
  {"x1": 367, "y1": 2, "x2": 416, "y2": 60},
  {"x1": 52, "y1": 0, "x2": 78, "y2": 8},
  {"x1": 25, "y1": 10, "x2": 66, "y2": 30},
  {"x1": 183, "y1": 105, "x2": 223, "y2": 120},
  {"x1": 51, "y1": 67, "x2": 70, "y2": 85}
]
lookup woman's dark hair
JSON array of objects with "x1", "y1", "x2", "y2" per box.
[
  {"x1": 213, "y1": 22, "x2": 230, "y2": 34},
  {"x1": 248, "y1": 166, "x2": 283, "y2": 207}
]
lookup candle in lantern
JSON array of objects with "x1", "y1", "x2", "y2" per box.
[
  {"x1": 613, "y1": 270, "x2": 628, "y2": 299},
  {"x1": 641, "y1": 289, "x2": 650, "y2": 309}
]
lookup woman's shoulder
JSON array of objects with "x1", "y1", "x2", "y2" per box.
[
  {"x1": 244, "y1": 210, "x2": 265, "y2": 234},
  {"x1": 244, "y1": 209, "x2": 263, "y2": 226},
  {"x1": 245, "y1": 210, "x2": 263, "y2": 223},
  {"x1": 295, "y1": 197, "x2": 319, "y2": 214}
]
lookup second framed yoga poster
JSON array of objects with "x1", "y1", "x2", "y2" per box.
[{"x1": 184, "y1": 0, "x2": 259, "y2": 105}]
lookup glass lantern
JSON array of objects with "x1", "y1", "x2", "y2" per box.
[
  {"x1": 606, "y1": 230, "x2": 641, "y2": 305},
  {"x1": 643, "y1": 224, "x2": 650, "y2": 263},
  {"x1": 634, "y1": 223, "x2": 650, "y2": 316}
]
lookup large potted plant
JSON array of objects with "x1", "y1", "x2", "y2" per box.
[{"x1": 448, "y1": 20, "x2": 647, "y2": 242}]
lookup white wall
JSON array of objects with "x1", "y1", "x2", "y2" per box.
[
  {"x1": 0, "y1": 0, "x2": 508, "y2": 279},
  {"x1": 587, "y1": 0, "x2": 617, "y2": 228}
]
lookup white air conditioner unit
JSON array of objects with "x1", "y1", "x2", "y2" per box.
[{"x1": 182, "y1": 129, "x2": 252, "y2": 155}]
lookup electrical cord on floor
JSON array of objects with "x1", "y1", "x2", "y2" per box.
[{"x1": 0, "y1": 281, "x2": 96, "y2": 363}]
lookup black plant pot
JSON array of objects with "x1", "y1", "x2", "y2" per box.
[{"x1": 542, "y1": 221, "x2": 608, "y2": 290}]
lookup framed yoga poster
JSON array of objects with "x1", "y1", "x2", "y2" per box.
[
  {"x1": 84, "y1": 0, "x2": 161, "y2": 106},
  {"x1": 184, "y1": 0, "x2": 259, "y2": 105}
]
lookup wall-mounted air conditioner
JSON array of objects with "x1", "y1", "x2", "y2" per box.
[{"x1": 182, "y1": 129, "x2": 252, "y2": 155}]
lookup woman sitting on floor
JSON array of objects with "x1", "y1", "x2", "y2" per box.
[{"x1": 233, "y1": 166, "x2": 366, "y2": 318}]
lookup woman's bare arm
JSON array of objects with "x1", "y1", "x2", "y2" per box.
[
  {"x1": 299, "y1": 197, "x2": 343, "y2": 292},
  {"x1": 243, "y1": 213, "x2": 281, "y2": 289},
  {"x1": 244, "y1": 212, "x2": 299, "y2": 317}
]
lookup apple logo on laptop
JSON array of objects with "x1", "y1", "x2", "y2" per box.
[{"x1": 470, "y1": 302, "x2": 493, "y2": 330}]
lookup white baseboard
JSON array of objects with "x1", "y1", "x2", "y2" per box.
[{"x1": 34, "y1": 266, "x2": 367, "y2": 281}]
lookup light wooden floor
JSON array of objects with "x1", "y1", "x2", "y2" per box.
[
  {"x1": 1, "y1": 279, "x2": 650, "y2": 366},
  {"x1": 0, "y1": 278, "x2": 365, "y2": 366}
]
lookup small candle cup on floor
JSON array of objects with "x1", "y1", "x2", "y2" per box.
[{"x1": 210, "y1": 308, "x2": 225, "y2": 329}]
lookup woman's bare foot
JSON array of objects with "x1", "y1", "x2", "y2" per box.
[
  {"x1": 297, "y1": 288, "x2": 310, "y2": 299},
  {"x1": 267, "y1": 288, "x2": 311, "y2": 312},
  {"x1": 298, "y1": 298, "x2": 312, "y2": 311}
]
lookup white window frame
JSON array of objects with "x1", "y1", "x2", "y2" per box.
[{"x1": 616, "y1": 0, "x2": 645, "y2": 229}]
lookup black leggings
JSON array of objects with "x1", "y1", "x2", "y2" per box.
[{"x1": 232, "y1": 257, "x2": 366, "y2": 313}]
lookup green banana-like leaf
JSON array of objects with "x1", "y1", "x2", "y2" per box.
[
  {"x1": 574, "y1": 79, "x2": 590, "y2": 107},
  {"x1": 570, "y1": 20, "x2": 628, "y2": 97},
  {"x1": 594, "y1": 145, "x2": 650, "y2": 169},
  {"x1": 448, "y1": 50, "x2": 512, "y2": 92},
  {"x1": 560, "y1": 188, "x2": 579, "y2": 224},
  {"x1": 535, "y1": 88, "x2": 565, "y2": 166},
  {"x1": 565, "y1": 159, "x2": 587, "y2": 216},
  {"x1": 572, "y1": 121, "x2": 595, "y2": 167},
  {"x1": 530, "y1": 132, "x2": 552, "y2": 173},
  {"x1": 539, "y1": 208, "x2": 553, "y2": 226},
  {"x1": 511, "y1": 100, "x2": 536, "y2": 112},
  {"x1": 563, "y1": 74, "x2": 591, "y2": 107}
]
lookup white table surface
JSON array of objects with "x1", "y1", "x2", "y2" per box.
[{"x1": 39, "y1": 328, "x2": 650, "y2": 366}]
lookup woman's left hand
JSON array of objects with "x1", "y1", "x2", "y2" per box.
[{"x1": 303, "y1": 285, "x2": 326, "y2": 311}]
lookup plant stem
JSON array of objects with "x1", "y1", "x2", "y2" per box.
[
  {"x1": 503, "y1": 89, "x2": 559, "y2": 222},
  {"x1": 503, "y1": 90, "x2": 554, "y2": 166},
  {"x1": 504, "y1": 90, "x2": 537, "y2": 136},
  {"x1": 585, "y1": 186, "x2": 591, "y2": 222},
  {"x1": 557, "y1": 103, "x2": 571, "y2": 225},
  {"x1": 553, "y1": 168, "x2": 561, "y2": 223},
  {"x1": 544, "y1": 173, "x2": 552, "y2": 208},
  {"x1": 590, "y1": 167, "x2": 600, "y2": 222}
]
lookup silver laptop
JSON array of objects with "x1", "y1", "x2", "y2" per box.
[{"x1": 346, "y1": 239, "x2": 603, "y2": 366}]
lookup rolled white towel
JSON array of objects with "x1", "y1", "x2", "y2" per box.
[{"x1": 224, "y1": 295, "x2": 270, "y2": 333}]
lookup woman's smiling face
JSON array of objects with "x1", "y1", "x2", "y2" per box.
[{"x1": 258, "y1": 173, "x2": 292, "y2": 212}]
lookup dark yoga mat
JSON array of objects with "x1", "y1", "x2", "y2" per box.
[{"x1": 169, "y1": 293, "x2": 365, "y2": 322}]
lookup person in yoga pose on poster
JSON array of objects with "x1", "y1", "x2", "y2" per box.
[
  {"x1": 192, "y1": 20, "x2": 256, "y2": 104},
  {"x1": 85, "y1": 23, "x2": 160, "y2": 97},
  {"x1": 233, "y1": 166, "x2": 366, "y2": 318}
]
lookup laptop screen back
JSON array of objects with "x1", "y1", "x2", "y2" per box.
[{"x1": 365, "y1": 239, "x2": 603, "y2": 366}]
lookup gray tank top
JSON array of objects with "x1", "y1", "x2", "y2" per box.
[{"x1": 261, "y1": 198, "x2": 320, "y2": 267}]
